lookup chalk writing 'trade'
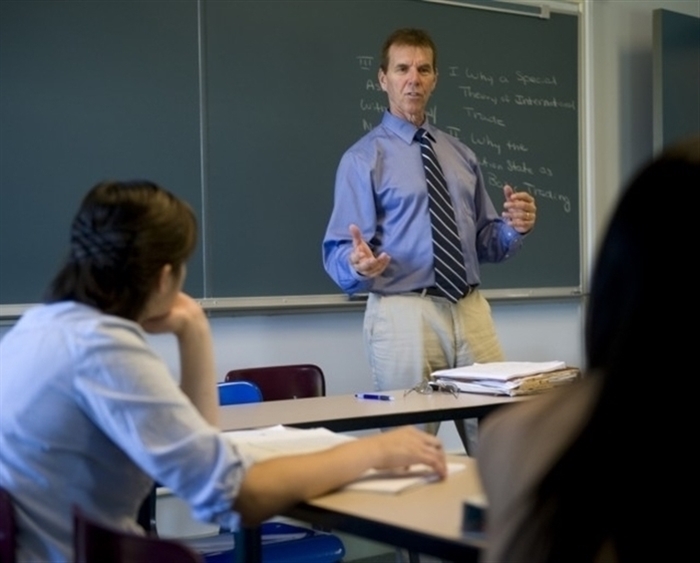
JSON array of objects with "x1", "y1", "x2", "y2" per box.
[{"x1": 463, "y1": 107, "x2": 505, "y2": 127}]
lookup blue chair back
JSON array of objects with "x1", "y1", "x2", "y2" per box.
[
  {"x1": 217, "y1": 381, "x2": 263, "y2": 406},
  {"x1": 197, "y1": 523, "x2": 344, "y2": 563}
]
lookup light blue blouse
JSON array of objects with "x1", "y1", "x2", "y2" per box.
[{"x1": 0, "y1": 301, "x2": 248, "y2": 563}]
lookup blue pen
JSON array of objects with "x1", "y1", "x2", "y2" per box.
[{"x1": 355, "y1": 393, "x2": 394, "y2": 402}]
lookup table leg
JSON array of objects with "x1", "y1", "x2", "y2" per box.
[
  {"x1": 234, "y1": 526, "x2": 261, "y2": 563},
  {"x1": 453, "y1": 418, "x2": 478, "y2": 456}
]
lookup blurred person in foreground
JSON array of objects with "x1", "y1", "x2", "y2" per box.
[{"x1": 477, "y1": 136, "x2": 699, "y2": 562}]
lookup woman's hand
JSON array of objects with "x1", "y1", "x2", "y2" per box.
[
  {"x1": 140, "y1": 292, "x2": 206, "y2": 339},
  {"x1": 366, "y1": 426, "x2": 448, "y2": 479},
  {"x1": 235, "y1": 426, "x2": 447, "y2": 526}
]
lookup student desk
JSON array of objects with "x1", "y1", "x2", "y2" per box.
[
  {"x1": 223, "y1": 391, "x2": 518, "y2": 562},
  {"x1": 218, "y1": 389, "x2": 522, "y2": 434},
  {"x1": 286, "y1": 455, "x2": 486, "y2": 563}
]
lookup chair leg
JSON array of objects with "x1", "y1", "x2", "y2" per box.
[
  {"x1": 136, "y1": 485, "x2": 158, "y2": 536},
  {"x1": 234, "y1": 526, "x2": 262, "y2": 563}
]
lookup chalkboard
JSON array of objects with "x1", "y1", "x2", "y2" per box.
[
  {"x1": 0, "y1": 0, "x2": 580, "y2": 309},
  {"x1": 653, "y1": 9, "x2": 700, "y2": 151},
  {"x1": 0, "y1": 0, "x2": 204, "y2": 303}
]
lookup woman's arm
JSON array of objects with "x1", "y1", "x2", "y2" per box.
[
  {"x1": 234, "y1": 426, "x2": 447, "y2": 526},
  {"x1": 141, "y1": 292, "x2": 219, "y2": 426}
]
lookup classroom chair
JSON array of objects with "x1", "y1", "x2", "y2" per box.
[
  {"x1": 226, "y1": 366, "x2": 423, "y2": 563},
  {"x1": 0, "y1": 487, "x2": 17, "y2": 563},
  {"x1": 217, "y1": 380, "x2": 263, "y2": 405},
  {"x1": 73, "y1": 505, "x2": 202, "y2": 563},
  {"x1": 224, "y1": 364, "x2": 326, "y2": 401}
]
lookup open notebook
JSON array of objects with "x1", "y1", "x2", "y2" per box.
[{"x1": 224, "y1": 425, "x2": 464, "y2": 494}]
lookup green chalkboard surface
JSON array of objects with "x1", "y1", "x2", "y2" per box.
[
  {"x1": 653, "y1": 9, "x2": 700, "y2": 151},
  {"x1": 0, "y1": 0, "x2": 204, "y2": 303},
  {"x1": 1, "y1": 0, "x2": 580, "y2": 308}
]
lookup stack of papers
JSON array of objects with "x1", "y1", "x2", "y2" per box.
[
  {"x1": 224, "y1": 425, "x2": 464, "y2": 494},
  {"x1": 431, "y1": 361, "x2": 579, "y2": 396}
]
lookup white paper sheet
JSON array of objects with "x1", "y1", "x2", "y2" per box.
[{"x1": 223, "y1": 426, "x2": 458, "y2": 494}]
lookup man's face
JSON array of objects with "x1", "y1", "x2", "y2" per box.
[{"x1": 378, "y1": 44, "x2": 437, "y2": 125}]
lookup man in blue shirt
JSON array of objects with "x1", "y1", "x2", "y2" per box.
[{"x1": 322, "y1": 29, "x2": 536, "y2": 431}]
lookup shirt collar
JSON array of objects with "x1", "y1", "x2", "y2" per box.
[{"x1": 381, "y1": 110, "x2": 433, "y2": 145}]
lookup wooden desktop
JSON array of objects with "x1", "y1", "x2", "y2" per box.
[{"x1": 218, "y1": 389, "x2": 522, "y2": 434}]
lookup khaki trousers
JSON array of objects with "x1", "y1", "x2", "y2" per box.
[{"x1": 363, "y1": 290, "x2": 504, "y2": 449}]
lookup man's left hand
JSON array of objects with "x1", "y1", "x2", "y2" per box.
[{"x1": 502, "y1": 184, "x2": 537, "y2": 233}]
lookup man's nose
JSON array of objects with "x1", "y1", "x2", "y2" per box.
[{"x1": 407, "y1": 67, "x2": 419, "y2": 82}]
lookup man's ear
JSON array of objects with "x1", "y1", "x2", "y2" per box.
[
  {"x1": 426, "y1": 68, "x2": 438, "y2": 97},
  {"x1": 378, "y1": 68, "x2": 387, "y2": 92}
]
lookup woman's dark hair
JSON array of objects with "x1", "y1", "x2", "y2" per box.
[
  {"x1": 508, "y1": 136, "x2": 699, "y2": 562},
  {"x1": 46, "y1": 180, "x2": 197, "y2": 320}
]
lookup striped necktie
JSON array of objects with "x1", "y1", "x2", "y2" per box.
[{"x1": 415, "y1": 128, "x2": 469, "y2": 303}]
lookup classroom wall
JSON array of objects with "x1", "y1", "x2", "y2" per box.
[
  {"x1": 587, "y1": 0, "x2": 699, "y2": 250},
  {"x1": 1, "y1": 0, "x2": 697, "y2": 450}
]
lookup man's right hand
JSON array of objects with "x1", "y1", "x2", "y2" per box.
[{"x1": 348, "y1": 223, "x2": 390, "y2": 277}]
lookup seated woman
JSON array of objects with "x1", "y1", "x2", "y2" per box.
[
  {"x1": 0, "y1": 180, "x2": 447, "y2": 563},
  {"x1": 477, "y1": 136, "x2": 698, "y2": 562}
]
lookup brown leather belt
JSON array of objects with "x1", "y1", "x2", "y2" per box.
[{"x1": 411, "y1": 285, "x2": 476, "y2": 299}]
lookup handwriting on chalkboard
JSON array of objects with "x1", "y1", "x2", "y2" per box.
[{"x1": 355, "y1": 55, "x2": 575, "y2": 215}]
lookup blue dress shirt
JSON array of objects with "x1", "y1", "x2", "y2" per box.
[{"x1": 323, "y1": 111, "x2": 523, "y2": 296}]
